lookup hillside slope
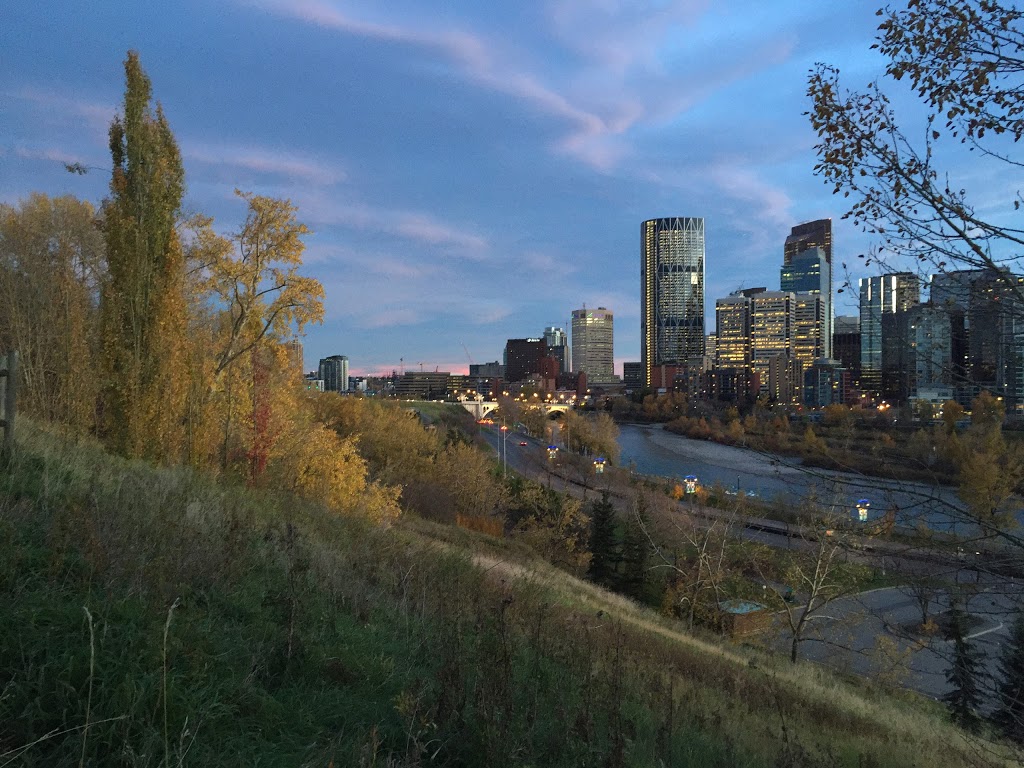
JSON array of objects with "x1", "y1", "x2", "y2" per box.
[{"x1": 0, "y1": 422, "x2": 1008, "y2": 766}]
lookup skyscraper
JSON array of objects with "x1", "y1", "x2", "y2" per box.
[
  {"x1": 780, "y1": 245, "x2": 832, "y2": 360},
  {"x1": 859, "y1": 273, "x2": 919, "y2": 397},
  {"x1": 318, "y1": 355, "x2": 349, "y2": 392},
  {"x1": 784, "y1": 219, "x2": 832, "y2": 266},
  {"x1": 543, "y1": 326, "x2": 570, "y2": 373},
  {"x1": 641, "y1": 217, "x2": 705, "y2": 388},
  {"x1": 571, "y1": 307, "x2": 614, "y2": 383}
]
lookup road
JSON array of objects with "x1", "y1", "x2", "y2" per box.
[
  {"x1": 478, "y1": 422, "x2": 1024, "y2": 703},
  {"x1": 785, "y1": 580, "x2": 1022, "y2": 704}
]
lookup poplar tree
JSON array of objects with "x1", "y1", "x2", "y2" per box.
[{"x1": 101, "y1": 51, "x2": 187, "y2": 460}]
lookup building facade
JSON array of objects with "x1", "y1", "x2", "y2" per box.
[
  {"x1": 544, "y1": 326, "x2": 570, "y2": 374},
  {"x1": 318, "y1": 355, "x2": 349, "y2": 393},
  {"x1": 642, "y1": 217, "x2": 705, "y2": 389},
  {"x1": 571, "y1": 307, "x2": 615, "y2": 383},
  {"x1": 780, "y1": 245, "x2": 832, "y2": 359},
  {"x1": 859, "y1": 273, "x2": 920, "y2": 398},
  {"x1": 715, "y1": 293, "x2": 752, "y2": 370},
  {"x1": 750, "y1": 291, "x2": 796, "y2": 398},
  {"x1": 504, "y1": 338, "x2": 548, "y2": 384}
]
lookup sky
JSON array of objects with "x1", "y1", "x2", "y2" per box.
[{"x1": 2, "y1": 1, "x2": 918, "y2": 377}]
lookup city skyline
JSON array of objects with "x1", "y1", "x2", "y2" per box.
[{"x1": 5, "y1": 2, "x2": 1009, "y2": 376}]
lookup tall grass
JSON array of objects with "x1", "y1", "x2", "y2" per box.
[{"x1": 0, "y1": 420, "x2": 1012, "y2": 766}]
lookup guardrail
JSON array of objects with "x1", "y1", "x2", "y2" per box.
[{"x1": 1, "y1": 350, "x2": 17, "y2": 452}]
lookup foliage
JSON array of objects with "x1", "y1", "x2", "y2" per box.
[
  {"x1": 0, "y1": 421, "x2": 1005, "y2": 767},
  {"x1": 808, "y1": 0, "x2": 1024, "y2": 275},
  {"x1": 943, "y1": 603, "x2": 984, "y2": 733},
  {"x1": 586, "y1": 492, "x2": 620, "y2": 588},
  {"x1": 203, "y1": 190, "x2": 324, "y2": 382},
  {"x1": 0, "y1": 194, "x2": 104, "y2": 432},
  {"x1": 993, "y1": 614, "x2": 1024, "y2": 744},
  {"x1": 101, "y1": 50, "x2": 188, "y2": 461},
  {"x1": 619, "y1": 494, "x2": 652, "y2": 601}
]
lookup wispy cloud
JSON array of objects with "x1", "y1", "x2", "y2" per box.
[
  {"x1": 182, "y1": 141, "x2": 345, "y2": 186},
  {"x1": 301, "y1": 195, "x2": 489, "y2": 256}
]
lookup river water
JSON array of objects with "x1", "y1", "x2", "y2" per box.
[{"x1": 616, "y1": 423, "x2": 965, "y2": 530}]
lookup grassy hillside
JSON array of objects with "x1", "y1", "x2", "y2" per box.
[{"x1": 0, "y1": 422, "x2": 1009, "y2": 766}]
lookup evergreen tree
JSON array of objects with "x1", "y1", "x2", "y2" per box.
[
  {"x1": 943, "y1": 603, "x2": 984, "y2": 733},
  {"x1": 619, "y1": 494, "x2": 651, "y2": 601},
  {"x1": 994, "y1": 614, "x2": 1024, "y2": 744},
  {"x1": 101, "y1": 50, "x2": 187, "y2": 460},
  {"x1": 586, "y1": 492, "x2": 619, "y2": 588}
]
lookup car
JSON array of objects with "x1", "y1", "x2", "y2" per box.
[{"x1": 518, "y1": 441, "x2": 528, "y2": 446}]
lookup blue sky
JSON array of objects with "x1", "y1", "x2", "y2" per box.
[{"x1": 3, "y1": 1, "x2": 905, "y2": 376}]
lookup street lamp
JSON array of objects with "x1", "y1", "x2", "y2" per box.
[{"x1": 500, "y1": 421, "x2": 509, "y2": 477}]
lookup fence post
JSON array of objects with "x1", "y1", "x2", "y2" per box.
[{"x1": 1, "y1": 350, "x2": 17, "y2": 452}]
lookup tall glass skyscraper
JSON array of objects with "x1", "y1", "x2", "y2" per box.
[
  {"x1": 780, "y1": 246, "x2": 832, "y2": 361},
  {"x1": 859, "y1": 273, "x2": 919, "y2": 396},
  {"x1": 571, "y1": 307, "x2": 614, "y2": 383},
  {"x1": 641, "y1": 217, "x2": 705, "y2": 387}
]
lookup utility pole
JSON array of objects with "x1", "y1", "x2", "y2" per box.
[{"x1": 1, "y1": 351, "x2": 17, "y2": 454}]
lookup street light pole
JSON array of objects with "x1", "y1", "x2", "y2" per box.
[{"x1": 500, "y1": 420, "x2": 509, "y2": 477}]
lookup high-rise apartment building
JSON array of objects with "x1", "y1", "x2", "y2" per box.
[
  {"x1": 544, "y1": 326, "x2": 570, "y2": 373},
  {"x1": 318, "y1": 355, "x2": 349, "y2": 393},
  {"x1": 641, "y1": 217, "x2": 705, "y2": 388},
  {"x1": 859, "y1": 273, "x2": 920, "y2": 397},
  {"x1": 571, "y1": 307, "x2": 614, "y2": 383}
]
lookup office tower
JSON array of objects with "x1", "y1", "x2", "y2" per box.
[
  {"x1": 929, "y1": 268, "x2": 1024, "y2": 402},
  {"x1": 781, "y1": 246, "x2": 832, "y2": 359},
  {"x1": 571, "y1": 307, "x2": 614, "y2": 383},
  {"x1": 622, "y1": 362, "x2": 643, "y2": 391},
  {"x1": 908, "y1": 304, "x2": 956, "y2": 394},
  {"x1": 318, "y1": 355, "x2": 349, "y2": 392},
  {"x1": 715, "y1": 293, "x2": 752, "y2": 370},
  {"x1": 750, "y1": 291, "x2": 796, "y2": 399},
  {"x1": 859, "y1": 273, "x2": 919, "y2": 397},
  {"x1": 544, "y1": 326, "x2": 570, "y2": 373},
  {"x1": 641, "y1": 217, "x2": 705, "y2": 388},
  {"x1": 832, "y1": 316, "x2": 861, "y2": 382},
  {"x1": 791, "y1": 294, "x2": 826, "y2": 368},
  {"x1": 504, "y1": 338, "x2": 547, "y2": 383},
  {"x1": 784, "y1": 219, "x2": 832, "y2": 267}
]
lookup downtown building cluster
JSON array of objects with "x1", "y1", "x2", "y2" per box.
[
  {"x1": 306, "y1": 215, "x2": 1024, "y2": 412},
  {"x1": 308, "y1": 308, "x2": 619, "y2": 402},
  {"x1": 633, "y1": 216, "x2": 1024, "y2": 412}
]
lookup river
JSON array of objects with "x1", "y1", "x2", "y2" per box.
[{"x1": 616, "y1": 423, "x2": 967, "y2": 531}]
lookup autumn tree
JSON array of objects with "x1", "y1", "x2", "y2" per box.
[
  {"x1": 0, "y1": 194, "x2": 104, "y2": 433},
  {"x1": 763, "y1": 510, "x2": 867, "y2": 663},
  {"x1": 808, "y1": 0, "x2": 1024, "y2": 279},
  {"x1": 100, "y1": 51, "x2": 188, "y2": 460},
  {"x1": 204, "y1": 191, "x2": 324, "y2": 384},
  {"x1": 194, "y1": 191, "x2": 324, "y2": 468}
]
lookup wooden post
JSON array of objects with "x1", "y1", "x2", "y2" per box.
[{"x1": 1, "y1": 350, "x2": 16, "y2": 451}]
